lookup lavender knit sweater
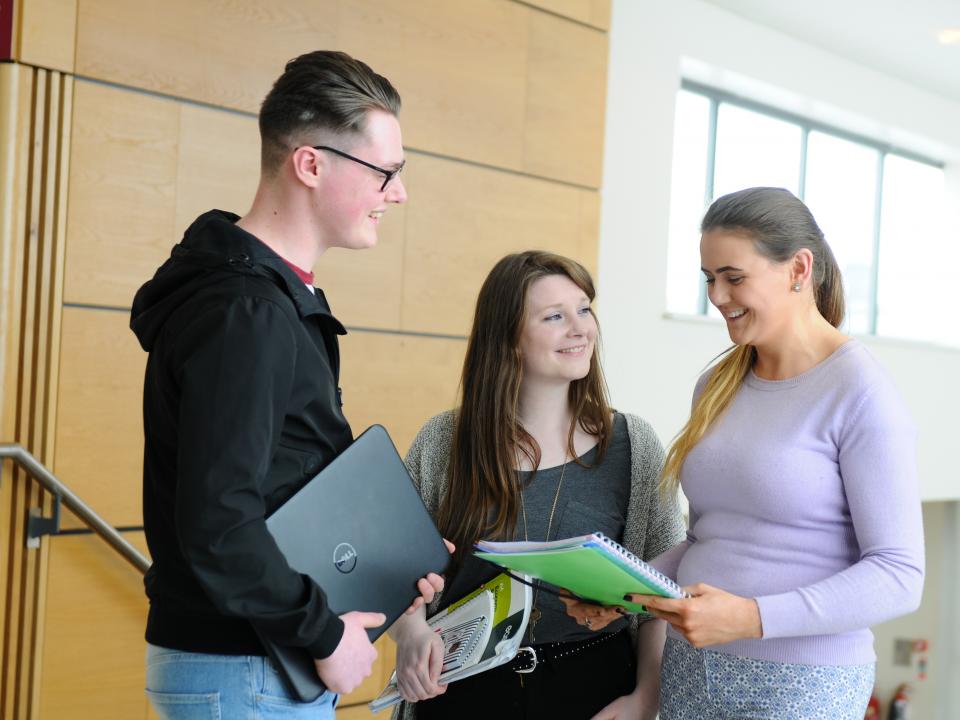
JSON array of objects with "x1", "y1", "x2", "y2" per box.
[{"x1": 653, "y1": 340, "x2": 924, "y2": 665}]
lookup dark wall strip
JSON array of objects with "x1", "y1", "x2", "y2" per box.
[{"x1": 0, "y1": 0, "x2": 13, "y2": 61}]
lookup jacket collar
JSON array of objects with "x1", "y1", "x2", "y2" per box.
[{"x1": 180, "y1": 210, "x2": 347, "y2": 334}]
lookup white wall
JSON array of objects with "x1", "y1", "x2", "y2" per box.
[{"x1": 600, "y1": 2, "x2": 960, "y2": 717}]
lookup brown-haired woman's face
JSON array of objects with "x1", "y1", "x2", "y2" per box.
[
  {"x1": 700, "y1": 230, "x2": 796, "y2": 349},
  {"x1": 517, "y1": 274, "x2": 596, "y2": 386}
]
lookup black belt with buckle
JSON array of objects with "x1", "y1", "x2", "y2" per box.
[{"x1": 509, "y1": 629, "x2": 626, "y2": 674}]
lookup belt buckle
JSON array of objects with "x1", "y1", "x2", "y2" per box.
[{"x1": 514, "y1": 646, "x2": 538, "y2": 674}]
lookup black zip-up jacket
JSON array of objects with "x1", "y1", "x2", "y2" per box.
[{"x1": 131, "y1": 210, "x2": 352, "y2": 658}]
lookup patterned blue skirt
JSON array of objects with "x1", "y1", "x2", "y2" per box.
[{"x1": 660, "y1": 637, "x2": 874, "y2": 720}]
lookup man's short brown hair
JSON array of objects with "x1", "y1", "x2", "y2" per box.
[{"x1": 258, "y1": 50, "x2": 401, "y2": 175}]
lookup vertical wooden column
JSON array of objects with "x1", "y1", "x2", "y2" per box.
[{"x1": 0, "y1": 63, "x2": 73, "y2": 720}]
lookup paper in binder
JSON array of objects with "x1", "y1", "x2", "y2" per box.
[{"x1": 370, "y1": 572, "x2": 531, "y2": 713}]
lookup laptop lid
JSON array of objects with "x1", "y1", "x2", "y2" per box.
[{"x1": 260, "y1": 424, "x2": 450, "y2": 702}]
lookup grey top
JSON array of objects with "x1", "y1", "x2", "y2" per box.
[
  {"x1": 497, "y1": 412, "x2": 632, "y2": 643},
  {"x1": 395, "y1": 409, "x2": 685, "y2": 720}
]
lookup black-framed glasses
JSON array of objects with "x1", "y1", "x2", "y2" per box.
[{"x1": 313, "y1": 145, "x2": 405, "y2": 192}]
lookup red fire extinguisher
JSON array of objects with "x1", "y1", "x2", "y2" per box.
[
  {"x1": 888, "y1": 683, "x2": 912, "y2": 720},
  {"x1": 864, "y1": 693, "x2": 880, "y2": 718}
]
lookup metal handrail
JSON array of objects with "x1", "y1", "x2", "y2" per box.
[{"x1": 0, "y1": 443, "x2": 150, "y2": 574}]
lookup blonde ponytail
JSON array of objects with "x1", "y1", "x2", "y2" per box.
[{"x1": 660, "y1": 344, "x2": 755, "y2": 494}]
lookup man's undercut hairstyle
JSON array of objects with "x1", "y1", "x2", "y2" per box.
[{"x1": 258, "y1": 50, "x2": 401, "y2": 175}]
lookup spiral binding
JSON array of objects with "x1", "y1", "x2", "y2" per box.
[{"x1": 593, "y1": 532, "x2": 685, "y2": 597}]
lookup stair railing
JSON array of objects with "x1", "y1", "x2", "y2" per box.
[{"x1": 0, "y1": 443, "x2": 150, "y2": 574}]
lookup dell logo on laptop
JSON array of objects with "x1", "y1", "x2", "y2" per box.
[{"x1": 333, "y1": 542, "x2": 358, "y2": 573}]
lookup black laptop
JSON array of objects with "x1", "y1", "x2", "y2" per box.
[{"x1": 259, "y1": 424, "x2": 450, "y2": 702}]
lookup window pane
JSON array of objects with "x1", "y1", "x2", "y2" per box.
[
  {"x1": 876, "y1": 156, "x2": 952, "y2": 345},
  {"x1": 713, "y1": 104, "x2": 802, "y2": 199},
  {"x1": 666, "y1": 90, "x2": 711, "y2": 315},
  {"x1": 804, "y1": 132, "x2": 879, "y2": 334}
]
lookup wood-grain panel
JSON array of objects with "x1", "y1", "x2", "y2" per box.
[
  {"x1": 64, "y1": 80, "x2": 178, "y2": 308},
  {"x1": 519, "y1": 0, "x2": 611, "y2": 30},
  {"x1": 0, "y1": 64, "x2": 74, "y2": 720},
  {"x1": 174, "y1": 104, "x2": 259, "y2": 237},
  {"x1": 337, "y1": 702, "x2": 379, "y2": 719},
  {"x1": 54, "y1": 307, "x2": 145, "y2": 529},
  {"x1": 0, "y1": 61, "x2": 25, "y2": 443},
  {"x1": 400, "y1": 154, "x2": 602, "y2": 336},
  {"x1": 75, "y1": 0, "x2": 337, "y2": 114},
  {"x1": 72, "y1": 0, "x2": 609, "y2": 187},
  {"x1": 338, "y1": 331, "x2": 465, "y2": 454},
  {"x1": 17, "y1": 0, "x2": 78, "y2": 72},
  {"x1": 0, "y1": 62, "x2": 34, "y2": 720},
  {"x1": 37, "y1": 532, "x2": 150, "y2": 720},
  {"x1": 524, "y1": 10, "x2": 608, "y2": 187},
  {"x1": 577, "y1": 189, "x2": 601, "y2": 281},
  {"x1": 338, "y1": 0, "x2": 529, "y2": 172}
]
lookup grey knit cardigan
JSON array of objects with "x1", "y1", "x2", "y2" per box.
[{"x1": 392, "y1": 410, "x2": 685, "y2": 719}]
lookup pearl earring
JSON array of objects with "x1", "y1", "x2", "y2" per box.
[{"x1": 792, "y1": 282, "x2": 802, "y2": 292}]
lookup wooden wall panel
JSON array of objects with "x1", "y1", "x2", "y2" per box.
[
  {"x1": 338, "y1": 703, "x2": 378, "y2": 719},
  {"x1": 0, "y1": 63, "x2": 30, "y2": 442},
  {"x1": 64, "y1": 80, "x2": 178, "y2": 308},
  {"x1": 577, "y1": 189, "x2": 602, "y2": 281},
  {"x1": 38, "y1": 533, "x2": 150, "y2": 720},
  {"x1": 338, "y1": 332, "x2": 465, "y2": 454},
  {"x1": 0, "y1": 64, "x2": 73, "y2": 720},
  {"x1": 17, "y1": 0, "x2": 78, "y2": 72},
  {"x1": 524, "y1": 11, "x2": 608, "y2": 187},
  {"x1": 71, "y1": 1, "x2": 610, "y2": 190},
  {"x1": 400, "y1": 153, "x2": 603, "y2": 336},
  {"x1": 54, "y1": 307, "x2": 145, "y2": 529},
  {"x1": 75, "y1": 0, "x2": 337, "y2": 113},
  {"x1": 0, "y1": 62, "x2": 34, "y2": 720},
  {"x1": 338, "y1": 0, "x2": 529, "y2": 172},
  {"x1": 174, "y1": 104, "x2": 259, "y2": 237},
  {"x1": 521, "y1": 0, "x2": 611, "y2": 30}
]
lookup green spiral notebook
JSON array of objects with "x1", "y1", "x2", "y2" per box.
[{"x1": 474, "y1": 532, "x2": 686, "y2": 613}]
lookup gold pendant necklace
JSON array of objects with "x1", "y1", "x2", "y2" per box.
[{"x1": 520, "y1": 456, "x2": 567, "y2": 643}]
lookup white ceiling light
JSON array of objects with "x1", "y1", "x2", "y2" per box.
[{"x1": 936, "y1": 28, "x2": 960, "y2": 45}]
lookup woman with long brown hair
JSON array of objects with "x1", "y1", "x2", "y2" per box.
[
  {"x1": 389, "y1": 251, "x2": 684, "y2": 719},
  {"x1": 618, "y1": 188, "x2": 924, "y2": 719}
]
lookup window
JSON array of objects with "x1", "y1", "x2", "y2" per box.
[
  {"x1": 877, "y1": 155, "x2": 953, "y2": 345},
  {"x1": 666, "y1": 81, "x2": 948, "y2": 345},
  {"x1": 804, "y1": 132, "x2": 878, "y2": 334}
]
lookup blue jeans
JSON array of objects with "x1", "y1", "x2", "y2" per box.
[
  {"x1": 146, "y1": 644, "x2": 338, "y2": 719},
  {"x1": 660, "y1": 637, "x2": 874, "y2": 720}
]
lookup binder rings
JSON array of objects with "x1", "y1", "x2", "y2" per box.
[
  {"x1": 474, "y1": 532, "x2": 686, "y2": 613},
  {"x1": 260, "y1": 424, "x2": 450, "y2": 702}
]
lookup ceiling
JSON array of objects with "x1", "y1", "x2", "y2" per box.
[{"x1": 702, "y1": 0, "x2": 960, "y2": 104}]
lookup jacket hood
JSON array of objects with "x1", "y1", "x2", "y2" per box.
[{"x1": 130, "y1": 209, "x2": 344, "y2": 351}]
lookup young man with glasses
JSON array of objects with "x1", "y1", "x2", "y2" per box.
[{"x1": 131, "y1": 51, "x2": 440, "y2": 719}]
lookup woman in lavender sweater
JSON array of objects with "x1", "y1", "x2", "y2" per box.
[{"x1": 579, "y1": 188, "x2": 924, "y2": 718}]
